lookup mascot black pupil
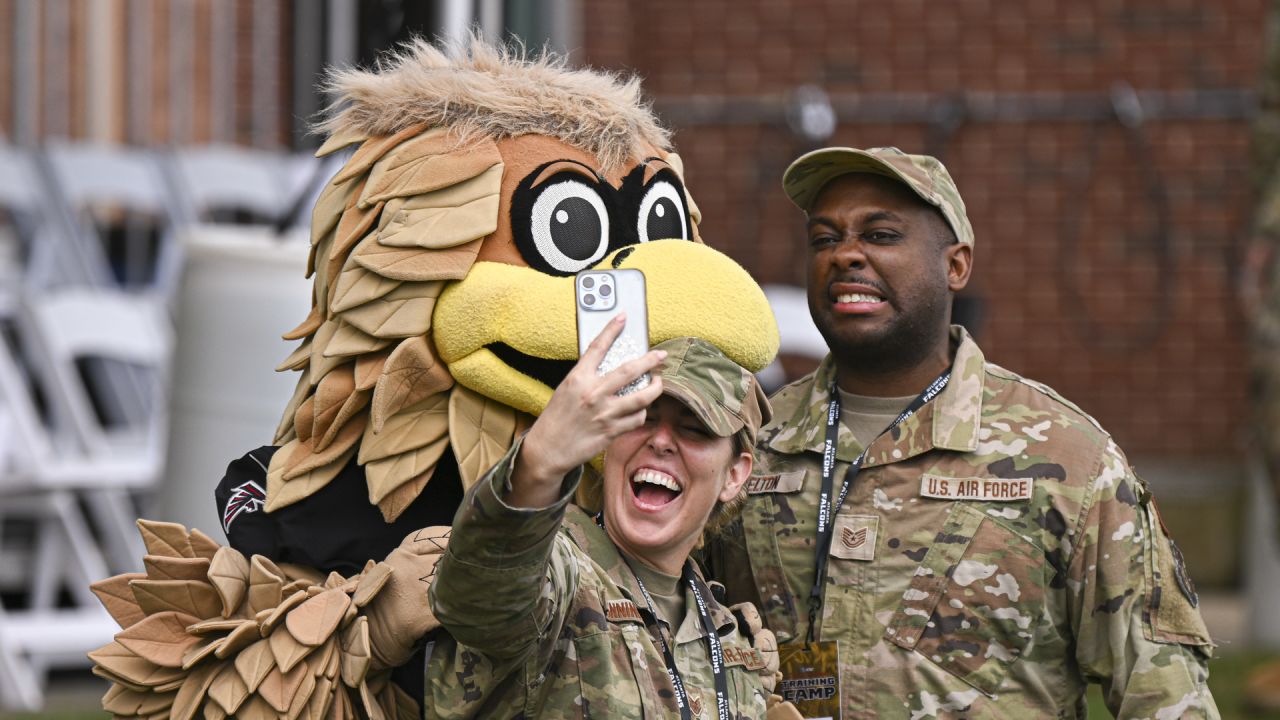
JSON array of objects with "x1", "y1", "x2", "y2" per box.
[
  {"x1": 646, "y1": 197, "x2": 683, "y2": 241},
  {"x1": 550, "y1": 196, "x2": 603, "y2": 260}
]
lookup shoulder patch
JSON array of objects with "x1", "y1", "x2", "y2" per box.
[
  {"x1": 1142, "y1": 501, "x2": 1213, "y2": 651},
  {"x1": 222, "y1": 480, "x2": 266, "y2": 533},
  {"x1": 745, "y1": 470, "x2": 805, "y2": 494}
]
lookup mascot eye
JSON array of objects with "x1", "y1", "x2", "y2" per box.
[
  {"x1": 636, "y1": 180, "x2": 689, "y2": 243},
  {"x1": 530, "y1": 180, "x2": 611, "y2": 273}
]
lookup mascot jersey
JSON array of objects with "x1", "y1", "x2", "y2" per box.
[{"x1": 88, "y1": 37, "x2": 779, "y2": 720}]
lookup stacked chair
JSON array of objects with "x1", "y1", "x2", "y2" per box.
[{"x1": 0, "y1": 139, "x2": 314, "y2": 711}]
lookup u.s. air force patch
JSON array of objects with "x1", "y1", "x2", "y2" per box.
[{"x1": 920, "y1": 474, "x2": 1032, "y2": 501}]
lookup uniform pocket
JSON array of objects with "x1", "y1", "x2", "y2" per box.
[
  {"x1": 885, "y1": 504, "x2": 1046, "y2": 695},
  {"x1": 574, "y1": 627, "x2": 654, "y2": 719}
]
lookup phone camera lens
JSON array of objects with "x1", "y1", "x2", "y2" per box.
[
  {"x1": 583, "y1": 294, "x2": 596, "y2": 306},
  {"x1": 581, "y1": 277, "x2": 595, "y2": 289},
  {"x1": 600, "y1": 284, "x2": 612, "y2": 297}
]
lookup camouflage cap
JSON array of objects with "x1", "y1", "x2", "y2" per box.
[
  {"x1": 653, "y1": 337, "x2": 772, "y2": 447},
  {"x1": 782, "y1": 146, "x2": 975, "y2": 247}
]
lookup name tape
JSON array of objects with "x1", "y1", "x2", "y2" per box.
[
  {"x1": 744, "y1": 470, "x2": 805, "y2": 495},
  {"x1": 606, "y1": 599, "x2": 643, "y2": 623},
  {"x1": 920, "y1": 475, "x2": 1033, "y2": 502}
]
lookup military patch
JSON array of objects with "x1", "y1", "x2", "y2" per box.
[
  {"x1": 721, "y1": 643, "x2": 767, "y2": 671},
  {"x1": 920, "y1": 474, "x2": 1032, "y2": 501},
  {"x1": 830, "y1": 514, "x2": 877, "y2": 561},
  {"x1": 745, "y1": 470, "x2": 805, "y2": 494},
  {"x1": 1168, "y1": 536, "x2": 1198, "y2": 608},
  {"x1": 688, "y1": 691, "x2": 704, "y2": 718},
  {"x1": 606, "y1": 599, "x2": 643, "y2": 623}
]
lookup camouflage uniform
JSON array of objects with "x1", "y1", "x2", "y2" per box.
[
  {"x1": 426, "y1": 441, "x2": 770, "y2": 718},
  {"x1": 706, "y1": 326, "x2": 1218, "y2": 719}
]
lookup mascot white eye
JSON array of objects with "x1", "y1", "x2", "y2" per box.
[
  {"x1": 636, "y1": 180, "x2": 689, "y2": 243},
  {"x1": 530, "y1": 179, "x2": 611, "y2": 273}
]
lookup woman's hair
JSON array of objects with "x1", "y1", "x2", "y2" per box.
[{"x1": 701, "y1": 432, "x2": 751, "y2": 537}]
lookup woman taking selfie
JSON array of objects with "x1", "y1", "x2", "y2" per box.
[{"x1": 426, "y1": 317, "x2": 781, "y2": 718}]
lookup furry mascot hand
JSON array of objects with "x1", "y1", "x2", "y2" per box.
[{"x1": 362, "y1": 527, "x2": 450, "y2": 671}]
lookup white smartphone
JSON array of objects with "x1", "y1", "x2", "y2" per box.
[{"x1": 575, "y1": 269, "x2": 650, "y2": 395}]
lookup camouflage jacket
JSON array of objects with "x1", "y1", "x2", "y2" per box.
[
  {"x1": 704, "y1": 327, "x2": 1218, "y2": 719},
  {"x1": 428, "y1": 438, "x2": 771, "y2": 718}
]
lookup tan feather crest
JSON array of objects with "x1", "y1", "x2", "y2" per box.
[
  {"x1": 351, "y1": 234, "x2": 482, "y2": 283},
  {"x1": 359, "y1": 394, "x2": 449, "y2": 466},
  {"x1": 339, "y1": 281, "x2": 443, "y2": 340},
  {"x1": 331, "y1": 256, "x2": 402, "y2": 314},
  {"x1": 325, "y1": 320, "x2": 392, "y2": 358},
  {"x1": 448, "y1": 385, "x2": 528, "y2": 490},
  {"x1": 370, "y1": 336, "x2": 453, "y2": 432}
]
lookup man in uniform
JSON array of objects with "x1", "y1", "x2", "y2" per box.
[{"x1": 705, "y1": 146, "x2": 1219, "y2": 718}]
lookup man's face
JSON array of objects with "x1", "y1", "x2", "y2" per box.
[
  {"x1": 602, "y1": 395, "x2": 751, "y2": 572},
  {"x1": 805, "y1": 173, "x2": 970, "y2": 361}
]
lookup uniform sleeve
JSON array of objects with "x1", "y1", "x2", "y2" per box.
[
  {"x1": 429, "y1": 436, "x2": 582, "y2": 661},
  {"x1": 1067, "y1": 439, "x2": 1219, "y2": 719}
]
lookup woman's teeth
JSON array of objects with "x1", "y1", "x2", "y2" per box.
[
  {"x1": 837, "y1": 293, "x2": 883, "y2": 304},
  {"x1": 632, "y1": 469, "x2": 681, "y2": 493}
]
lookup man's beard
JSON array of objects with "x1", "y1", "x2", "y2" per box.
[{"x1": 815, "y1": 292, "x2": 951, "y2": 380}]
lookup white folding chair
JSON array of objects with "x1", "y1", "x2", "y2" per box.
[
  {"x1": 16, "y1": 289, "x2": 172, "y2": 573},
  {"x1": 0, "y1": 145, "x2": 88, "y2": 310},
  {"x1": 0, "y1": 313, "x2": 122, "y2": 711},
  {"x1": 43, "y1": 141, "x2": 185, "y2": 297},
  {"x1": 169, "y1": 143, "x2": 296, "y2": 224}
]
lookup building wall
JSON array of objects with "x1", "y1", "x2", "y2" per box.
[
  {"x1": 582, "y1": 0, "x2": 1264, "y2": 461},
  {"x1": 0, "y1": 0, "x2": 293, "y2": 148}
]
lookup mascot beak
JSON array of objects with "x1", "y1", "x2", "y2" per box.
[{"x1": 433, "y1": 239, "x2": 780, "y2": 418}]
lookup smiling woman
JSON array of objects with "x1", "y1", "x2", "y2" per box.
[{"x1": 426, "y1": 324, "x2": 795, "y2": 718}]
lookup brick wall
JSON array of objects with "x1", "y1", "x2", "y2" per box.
[{"x1": 582, "y1": 0, "x2": 1266, "y2": 459}]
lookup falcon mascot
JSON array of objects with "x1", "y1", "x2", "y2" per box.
[{"x1": 87, "y1": 37, "x2": 779, "y2": 719}]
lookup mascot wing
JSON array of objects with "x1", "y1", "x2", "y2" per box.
[{"x1": 89, "y1": 520, "x2": 445, "y2": 720}]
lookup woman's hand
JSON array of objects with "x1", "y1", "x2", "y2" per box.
[{"x1": 506, "y1": 315, "x2": 666, "y2": 508}]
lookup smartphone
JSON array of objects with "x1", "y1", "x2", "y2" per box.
[{"x1": 575, "y1": 269, "x2": 650, "y2": 395}]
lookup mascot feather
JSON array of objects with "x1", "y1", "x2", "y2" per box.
[{"x1": 87, "y1": 37, "x2": 779, "y2": 719}]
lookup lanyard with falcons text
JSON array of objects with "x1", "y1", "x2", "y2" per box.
[
  {"x1": 805, "y1": 370, "x2": 951, "y2": 643},
  {"x1": 596, "y1": 513, "x2": 731, "y2": 720}
]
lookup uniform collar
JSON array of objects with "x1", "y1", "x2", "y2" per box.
[
  {"x1": 764, "y1": 325, "x2": 985, "y2": 462},
  {"x1": 562, "y1": 506, "x2": 736, "y2": 641}
]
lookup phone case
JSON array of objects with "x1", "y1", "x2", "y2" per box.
[{"x1": 576, "y1": 269, "x2": 650, "y2": 394}]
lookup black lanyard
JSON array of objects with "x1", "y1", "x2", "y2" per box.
[
  {"x1": 805, "y1": 370, "x2": 951, "y2": 643},
  {"x1": 596, "y1": 514, "x2": 731, "y2": 720}
]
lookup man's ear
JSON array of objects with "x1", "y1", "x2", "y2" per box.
[
  {"x1": 947, "y1": 243, "x2": 973, "y2": 292},
  {"x1": 718, "y1": 451, "x2": 753, "y2": 502}
]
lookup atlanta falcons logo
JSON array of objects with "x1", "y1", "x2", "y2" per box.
[{"x1": 223, "y1": 480, "x2": 266, "y2": 533}]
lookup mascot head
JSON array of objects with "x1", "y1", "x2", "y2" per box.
[{"x1": 265, "y1": 37, "x2": 779, "y2": 521}]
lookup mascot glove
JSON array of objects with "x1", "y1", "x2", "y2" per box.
[
  {"x1": 730, "y1": 601, "x2": 781, "y2": 693},
  {"x1": 363, "y1": 526, "x2": 451, "y2": 670}
]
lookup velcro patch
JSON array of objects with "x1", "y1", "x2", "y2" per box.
[
  {"x1": 721, "y1": 644, "x2": 767, "y2": 671},
  {"x1": 745, "y1": 470, "x2": 805, "y2": 494},
  {"x1": 920, "y1": 475, "x2": 1033, "y2": 502},
  {"x1": 606, "y1": 599, "x2": 642, "y2": 623},
  {"x1": 830, "y1": 514, "x2": 878, "y2": 561}
]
